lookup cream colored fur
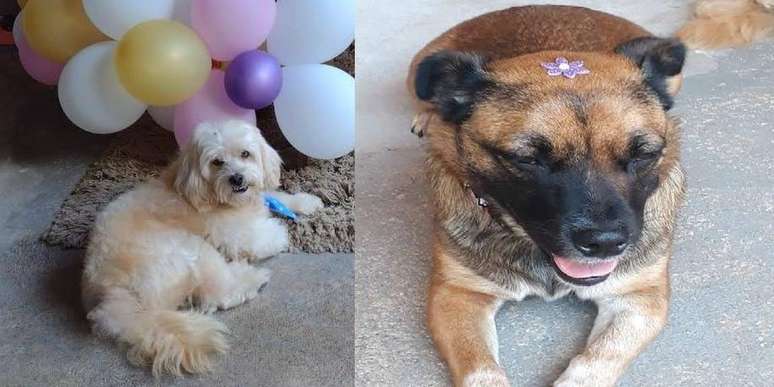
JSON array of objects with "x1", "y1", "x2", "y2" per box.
[
  {"x1": 81, "y1": 120, "x2": 323, "y2": 376},
  {"x1": 677, "y1": 0, "x2": 774, "y2": 48}
]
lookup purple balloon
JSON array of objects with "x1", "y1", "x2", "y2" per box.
[{"x1": 225, "y1": 50, "x2": 283, "y2": 110}]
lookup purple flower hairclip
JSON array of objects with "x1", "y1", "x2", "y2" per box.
[{"x1": 541, "y1": 57, "x2": 590, "y2": 79}]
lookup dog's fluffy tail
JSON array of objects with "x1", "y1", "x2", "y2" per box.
[
  {"x1": 87, "y1": 288, "x2": 229, "y2": 376},
  {"x1": 676, "y1": 0, "x2": 774, "y2": 49}
]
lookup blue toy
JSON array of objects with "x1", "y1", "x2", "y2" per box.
[{"x1": 264, "y1": 195, "x2": 297, "y2": 221}]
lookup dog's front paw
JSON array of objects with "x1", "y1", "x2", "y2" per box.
[
  {"x1": 293, "y1": 193, "x2": 324, "y2": 215},
  {"x1": 463, "y1": 367, "x2": 510, "y2": 387},
  {"x1": 554, "y1": 357, "x2": 614, "y2": 387}
]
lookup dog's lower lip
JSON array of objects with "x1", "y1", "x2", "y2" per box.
[{"x1": 233, "y1": 186, "x2": 249, "y2": 193}]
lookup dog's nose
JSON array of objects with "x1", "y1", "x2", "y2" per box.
[
  {"x1": 229, "y1": 173, "x2": 244, "y2": 187},
  {"x1": 571, "y1": 228, "x2": 629, "y2": 258}
]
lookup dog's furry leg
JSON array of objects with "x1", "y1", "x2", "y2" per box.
[
  {"x1": 266, "y1": 191, "x2": 324, "y2": 215},
  {"x1": 195, "y1": 253, "x2": 271, "y2": 312},
  {"x1": 428, "y1": 278, "x2": 508, "y2": 387},
  {"x1": 206, "y1": 213, "x2": 290, "y2": 262},
  {"x1": 86, "y1": 287, "x2": 229, "y2": 376},
  {"x1": 553, "y1": 282, "x2": 669, "y2": 387}
]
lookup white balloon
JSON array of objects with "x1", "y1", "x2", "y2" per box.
[
  {"x1": 274, "y1": 65, "x2": 354, "y2": 159},
  {"x1": 267, "y1": 0, "x2": 355, "y2": 65},
  {"x1": 147, "y1": 106, "x2": 175, "y2": 132},
  {"x1": 83, "y1": 0, "x2": 177, "y2": 39},
  {"x1": 59, "y1": 42, "x2": 146, "y2": 134}
]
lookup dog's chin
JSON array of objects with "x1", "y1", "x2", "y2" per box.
[
  {"x1": 539, "y1": 249, "x2": 619, "y2": 286},
  {"x1": 217, "y1": 184, "x2": 259, "y2": 208}
]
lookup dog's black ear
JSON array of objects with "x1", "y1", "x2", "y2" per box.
[
  {"x1": 615, "y1": 37, "x2": 687, "y2": 110},
  {"x1": 415, "y1": 51, "x2": 493, "y2": 124}
]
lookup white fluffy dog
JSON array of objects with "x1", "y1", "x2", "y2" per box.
[{"x1": 82, "y1": 120, "x2": 323, "y2": 376}]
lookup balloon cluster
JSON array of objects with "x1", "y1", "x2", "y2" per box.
[{"x1": 13, "y1": 0, "x2": 355, "y2": 160}]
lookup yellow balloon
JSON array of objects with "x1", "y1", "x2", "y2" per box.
[
  {"x1": 22, "y1": 0, "x2": 108, "y2": 64},
  {"x1": 18, "y1": 0, "x2": 29, "y2": 9},
  {"x1": 115, "y1": 20, "x2": 211, "y2": 106}
]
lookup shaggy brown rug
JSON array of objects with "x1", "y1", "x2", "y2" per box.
[{"x1": 42, "y1": 46, "x2": 354, "y2": 254}]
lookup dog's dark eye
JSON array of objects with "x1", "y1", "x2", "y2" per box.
[
  {"x1": 504, "y1": 153, "x2": 545, "y2": 170},
  {"x1": 626, "y1": 134, "x2": 664, "y2": 172},
  {"x1": 212, "y1": 159, "x2": 224, "y2": 167},
  {"x1": 517, "y1": 156, "x2": 540, "y2": 167},
  {"x1": 627, "y1": 151, "x2": 661, "y2": 172},
  {"x1": 241, "y1": 150, "x2": 250, "y2": 158}
]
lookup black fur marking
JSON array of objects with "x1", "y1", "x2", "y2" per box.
[
  {"x1": 615, "y1": 37, "x2": 687, "y2": 110},
  {"x1": 471, "y1": 144, "x2": 651, "y2": 264},
  {"x1": 563, "y1": 92, "x2": 589, "y2": 127},
  {"x1": 415, "y1": 51, "x2": 494, "y2": 124}
]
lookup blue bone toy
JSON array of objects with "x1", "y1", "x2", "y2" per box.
[{"x1": 264, "y1": 195, "x2": 297, "y2": 221}]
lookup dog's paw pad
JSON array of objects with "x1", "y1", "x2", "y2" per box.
[{"x1": 294, "y1": 193, "x2": 324, "y2": 215}]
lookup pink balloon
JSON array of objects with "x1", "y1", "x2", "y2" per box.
[
  {"x1": 191, "y1": 0, "x2": 276, "y2": 61},
  {"x1": 12, "y1": 14, "x2": 63, "y2": 86},
  {"x1": 174, "y1": 69, "x2": 256, "y2": 147}
]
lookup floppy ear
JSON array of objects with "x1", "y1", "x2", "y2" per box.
[
  {"x1": 415, "y1": 50, "x2": 493, "y2": 124},
  {"x1": 615, "y1": 37, "x2": 687, "y2": 110},
  {"x1": 258, "y1": 134, "x2": 282, "y2": 190},
  {"x1": 170, "y1": 142, "x2": 213, "y2": 212}
]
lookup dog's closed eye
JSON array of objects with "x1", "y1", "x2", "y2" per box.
[
  {"x1": 622, "y1": 133, "x2": 664, "y2": 172},
  {"x1": 212, "y1": 158, "x2": 225, "y2": 167}
]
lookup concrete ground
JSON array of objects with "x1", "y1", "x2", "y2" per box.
[
  {"x1": 355, "y1": 1, "x2": 774, "y2": 386},
  {"x1": 0, "y1": 13, "x2": 354, "y2": 387}
]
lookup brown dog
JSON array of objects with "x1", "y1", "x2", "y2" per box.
[{"x1": 407, "y1": 5, "x2": 687, "y2": 387}]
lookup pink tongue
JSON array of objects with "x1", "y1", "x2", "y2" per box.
[{"x1": 553, "y1": 255, "x2": 618, "y2": 279}]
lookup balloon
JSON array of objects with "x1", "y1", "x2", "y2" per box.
[
  {"x1": 224, "y1": 50, "x2": 282, "y2": 109},
  {"x1": 267, "y1": 0, "x2": 355, "y2": 65},
  {"x1": 274, "y1": 65, "x2": 354, "y2": 159},
  {"x1": 58, "y1": 42, "x2": 147, "y2": 134},
  {"x1": 12, "y1": 13, "x2": 64, "y2": 85},
  {"x1": 22, "y1": 0, "x2": 108, "y2": 64},
  {"x1": 191, "y1": 0, "x2": 276, "y2": 61},
  {"x1": 148, "y1": 106, "x2": 176, "y2": 132},
  {"x1": 83, "y1": 0, "x2": 177, "y2": 40},
  {"x1": 174, "y1": 70, "x2": 256, "y2": 147},
  {"x1": 115, "y1": 20, "x2": 210, "y2": 106}
]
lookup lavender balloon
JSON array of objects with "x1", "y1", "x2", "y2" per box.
[{"x1": 225, "y1": 50, "x2": 283, "y2": 109}]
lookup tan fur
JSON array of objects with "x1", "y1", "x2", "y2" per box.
[
  {"x1": 411, "y1": 6, "x2": 687, "y2": 387},
  {"x1": 428, "y1": 247, "x2": 508, "y2": 387},
  {"x1": 677, "y1": 0, "x2": 774, "y2": 49}
]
